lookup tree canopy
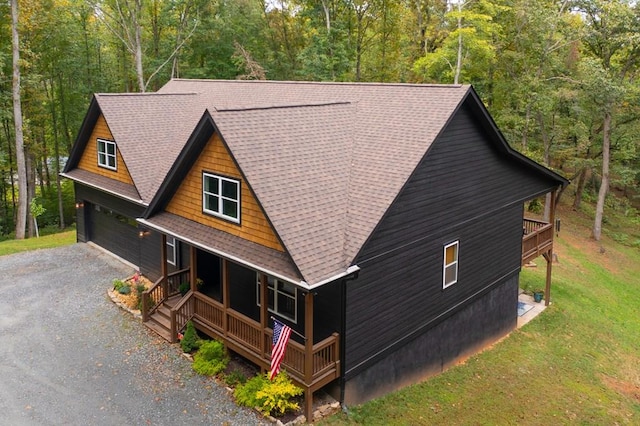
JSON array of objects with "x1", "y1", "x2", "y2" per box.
[{"x1": 1, "y1": 0, "x2": 639, "y2": 239}]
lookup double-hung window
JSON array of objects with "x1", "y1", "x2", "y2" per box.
[
  {"x1": 97, "y1": 139, "x2": 117, "y2": 170},
  {"x1": 202, "y1": 173, "x2": 240, "y2": 223},
  {"x1": 443, "y1": 241, "x2": 459, "y2": 289},
  {"x1": 166, "y1": 237, "x2": 177, "y2": 266},
  {"x1": 256, "y1": 275, "x2": 297, "y2": 323}
]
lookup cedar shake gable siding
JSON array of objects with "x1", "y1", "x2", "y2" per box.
[
  {"x1": 77, "y1": 114, "x2": 134, "y2": 185},
  {"x1": 64, "y1": 92, "x2": 206, "y2": 204},
  {"x1": 166, "y1": 131, "x2": 284, "y2": 252}
]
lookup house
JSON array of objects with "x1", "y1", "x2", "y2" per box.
[{"x1": 63, "y1": 79, "x2": 568, "y2": 419}]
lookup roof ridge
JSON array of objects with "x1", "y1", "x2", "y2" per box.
[
  {"x1": 215, "y1": 101, "x2": 351, "y2": 112},
  {"x1": 96, "y1": 92, "x2": 199, "y2": 97},
  {"x1": 168, "y1": 78, "x2": 467, "y2": 89}
]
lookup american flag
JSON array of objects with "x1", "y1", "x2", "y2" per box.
[{"x1": 269, "y1": 319, "x2": 292, "y2": 380}]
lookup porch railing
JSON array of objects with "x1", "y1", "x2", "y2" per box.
[
  {"x1": 141, "y1": 268, "x2": 191, "y2": 322},
  {"x1": 522, "y1": 219, "x2": 554, "y2": 264},
  {"x1": 184, "y1": 291, "x2": 340, "y2": 390}
]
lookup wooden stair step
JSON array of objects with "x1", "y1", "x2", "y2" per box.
[
  {"x1": 150, "y1": 311, "x2": 171, "y2": 329},
  {"x1": 144, "y1": 318, "x2": 172, "y2": 342}
]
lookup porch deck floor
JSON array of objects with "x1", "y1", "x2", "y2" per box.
[{"x1": 517, "y1": 291, "x2": 547, "y2": 328}]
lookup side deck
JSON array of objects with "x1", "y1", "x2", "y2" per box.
[{"x1": 522, "y1": 218, "x2": 554, "y2": 265}]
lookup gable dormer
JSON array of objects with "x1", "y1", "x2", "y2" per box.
[
  {"x1": 165, "y1": 130, "x2": 284, "y2": 252},
  {"x1": 77, "y1": 114, "x2": 134, "y2": 185}
]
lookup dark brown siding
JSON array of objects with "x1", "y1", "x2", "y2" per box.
[{"x1": 345, "y1": 101, "x2": 554, "y2": 378}]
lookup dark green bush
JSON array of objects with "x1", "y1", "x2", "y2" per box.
[
  {"x1": 118, "y1": 285, "x2": 131, "y2": 295},
  {"x1": 180, "y1": 321, "x2": 200, "y2": 353},
  {"x1": 192, "y1": 340, "x2": 228, "y2": 376},
  {"x1": 179, "y1": 282, "x2": 190, "y2": 296}
]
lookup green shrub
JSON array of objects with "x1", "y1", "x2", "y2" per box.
[
  {"x1": 224, "y1": 369, "x2": 247, "y2": 387},
  {"x1": 192, "y1": 340, "x2": 228, "y2": 376},
  {"x1": 234, "y1": 373, "x2": 267, "y2": 409},
  {"x1": 180, "y1": 321, "x2": 200, "y2": 353},
  {"x1": 118, "y1": 285, "x2": 131, "y2": 295},
  {"x1": 113, "y1": 279, "x2": 126, "y2": 291},
  {"x1": 179, "y1": 282, "x2": 190, "y2": 296},
  {"x1": 234, "y1": 372, "x2": 302, "y2": 417}
]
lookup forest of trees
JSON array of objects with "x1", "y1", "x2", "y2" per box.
[{"x1": 1, "y1": 0, "x2": 639, "y2": 241}]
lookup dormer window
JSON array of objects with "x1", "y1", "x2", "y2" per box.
[
  {"x1": 202, "y1": 172, "x2": 240, "y2": 223},
  {"x1": 97, "y1": 139, "x2": 117, "y2": 170}
]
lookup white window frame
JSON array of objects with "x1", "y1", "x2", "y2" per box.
[
  {"x1": 166, "y1": 237, "x2": 177, "y2": 266},
  {"x1": 443, "y1": 241, "x2": 459, "y2": 289},
  {"x1": 97, "y1": 139, "x2": 117, "y2": 171},
  {"x1": 256, "y1": 274, "x2": 297, "y2": 323},
  {"x1": 202, "y1": 172, "x2": 240, "y2": 223}
]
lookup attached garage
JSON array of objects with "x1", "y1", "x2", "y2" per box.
[
  {"x1": 74, "y1": 183, "x2": 162, "y2": 281},
  {"x1": 88, "y1": 203, "x2": 140, "y2": 266}
]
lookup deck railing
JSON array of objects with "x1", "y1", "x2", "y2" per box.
[
  {"x1": 182, "y1": 291, "x2": 340, "y2": 389},
  {"x1": 141, "y1": 268, "x2": 190, "y2": 322},
  {"x1": 522, "y1": 219, "x2": 554, "y2": 264}
]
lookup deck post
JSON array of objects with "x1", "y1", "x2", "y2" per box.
[
  {"x1": 222, "y1": 259, "x2": 229, "y2": 341},
  {"x1": 160, "y1": 234, "x2": 168, "y2": 298},
  {"x1": 259, "y1": 274, "x2": 268, "y2": 363},
  {"x1": 543, "y1": 187, "x2": 559, "y2": 306},
  {"x1": 304, "y1": 291, "x2": 314, "y2": 422},
  {"x1": 189, "y1": 245, "x2": 197, "y2": 292}
]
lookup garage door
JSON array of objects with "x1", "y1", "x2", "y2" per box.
[{"x1": 88, "y1": 203, "x2": 140, "y2": 266}]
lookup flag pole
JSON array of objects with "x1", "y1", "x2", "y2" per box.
[{"x1": 270, "y1": 315, "x2": 307, "y2": 341}]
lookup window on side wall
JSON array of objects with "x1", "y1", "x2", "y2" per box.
[
  {"x1": 443, "y1": 241, "x2": 459, "y2": 289},
  {"x1": 256, "y1": 274, "x2": 297, "y2": 323},
  {"x1": 166, "y1": 237, "x2": 177, "y2": 266},
  {"x1": 97, "y1": 139, "x2": 117, "y2": 170},
  {"x1": 202, "y1": 172, "x2": 240, "y2": 223}
]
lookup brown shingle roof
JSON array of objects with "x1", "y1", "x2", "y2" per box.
[
  {"x1": 94, "y1": 92, "x2": 207, "y2": 203},
  {"x1": 63, "y1": 168, "x2": 142, "y2": 204},
  {"x1": 139, "y1": 212, "x2": 301, "y2": 282},
  {"x1": 157, "y1": 80, "x2": 470, "y2": 285}
]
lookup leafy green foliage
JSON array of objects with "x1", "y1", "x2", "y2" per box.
[
  {"x1": 179, "y1": 282, "x2": 190, "y2": 296},
  {"x1": 180, "y1": 320, "x2": 200, "y2": 353},
  {"x1": 224, "y1": 369, "x2": 248, "y2": 387},
  {"x1": 192, "y1": 340, "x2": 228, "y2": 376},
  {"x1": 113, "y1": 279, "x2": 126, "y2": 292},
  {"x1": 234, "y1": 372, "x2": 302, "y2": 417},
  {"x1": 117, "y1": 285, "x2": 131, "y2": 295}
]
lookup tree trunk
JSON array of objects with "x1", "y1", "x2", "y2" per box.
[
  {"x1": 26, "y1": 152, "x2": 36, "y2": 238},
  {"x1": 592, "y1": 110, "x2": 611, "y2": 241},
  {"x1": 45, "y1": 78, "x2": 65, "y2": 228},
  {"x1": 11, "y1": 0, "x2": 28, "y2": 240},
  {"x1": 572, "y1": 166, "x2": 588, "y2": 210},
  {"x1": 454, "y1": 3, "x2": 463, "y2": 85}
]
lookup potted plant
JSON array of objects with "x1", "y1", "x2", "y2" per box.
[{"x1": 533, "y1": 289, "x2": 544, "y2": 303}]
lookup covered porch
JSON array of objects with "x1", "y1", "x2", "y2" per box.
[{"x1": 141, "y1": 240, "x2": 340, "y2": 420}]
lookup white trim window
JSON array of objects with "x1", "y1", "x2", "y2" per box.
[
  {"x1": 443, "y1": 241, "x2": 459, "y2": 289},
  {"x1": 97, "y1": 139, "x2": 117, "y2": 170},
  {"x1": 256, "y1": 274, "x2": 297, "y2": 323},
  {"x1": 203, "y1": 173, "x2": 240, "y2": 223},
  {"x1": 166, "y1": 237, "x2": 177, "y2": 266}
]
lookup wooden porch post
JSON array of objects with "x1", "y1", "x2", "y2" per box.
[
  {"x1": 304, "y1": 291, "x2": 314, "y2": 422},
  {"x1": 189, "y1": 245, "x2": 197, "y2": 292},
  {"x1": 543, "y1": 187, "x2": 559, "y2": 307},
  {"x1": 160, "y1": 234, "x2": 168, "y2": 296},
  {"x1": 259, "y1": 274, "x2": 269, "y2": 363},
  {"x1": 222, "y1": 259, "x2": 229, "y2": 341}
]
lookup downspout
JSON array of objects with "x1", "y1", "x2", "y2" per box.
[{"x1": 339, "y1": 269, "x2": 359, "y2": 407}]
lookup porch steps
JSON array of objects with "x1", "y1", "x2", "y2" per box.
[{"x1": 144, "y1": 294, "x2": 185, "y2": 342}]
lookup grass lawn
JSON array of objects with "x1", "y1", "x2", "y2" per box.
[
  {"x1": 0, "y1": 228, "x2": 77, "y2": 256},
  {"x1": 322, "y1": 203, "x2": 640, "y2": 425}
]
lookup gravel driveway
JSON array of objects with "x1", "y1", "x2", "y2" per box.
[{"x1": 0, "y1": 244, "x2": 266, "y2": 425}]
